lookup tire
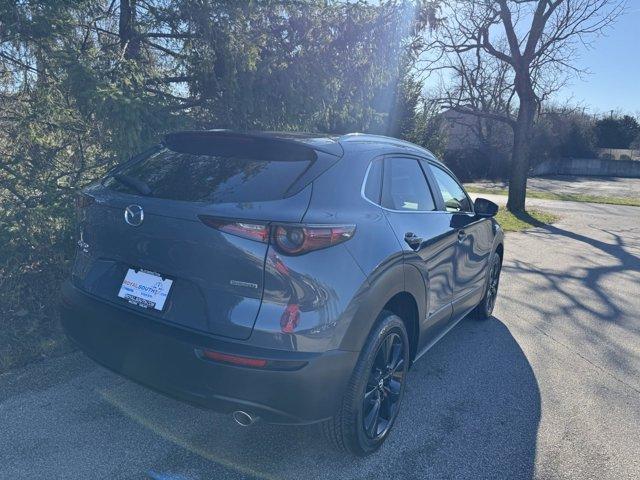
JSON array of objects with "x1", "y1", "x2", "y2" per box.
[
  {"x1": 321, "y1": 311, "x2": 409, "y2": 456},
  {"x1": 473, "y1": 251, "x2": 502, "y2": 320}
]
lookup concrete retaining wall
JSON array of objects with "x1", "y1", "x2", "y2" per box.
[{"x1": 532, "y1": 158, "x2": 640, "y2": 178}]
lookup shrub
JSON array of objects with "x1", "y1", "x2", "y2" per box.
[{"x1": 443, "y1": 148, "x2": 510, "y2": 182}]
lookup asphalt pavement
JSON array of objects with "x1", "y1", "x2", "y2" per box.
[
  {"x1": 1, "y1": 195, "x2": 639, "y2": 480},
  {"x1": 466, "y1": 175, "x2": 640, "y2": 199}
]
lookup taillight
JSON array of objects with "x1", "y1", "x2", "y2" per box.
[
  {"x1": 198, "y1": 216, "x2": 269, "y2": 242},
  {"x1": 273, "y1": 224, "x2": 355, "y2": 255},
  {"x1": 199, "y1": 216, "x2": 355, "y2": 255}
]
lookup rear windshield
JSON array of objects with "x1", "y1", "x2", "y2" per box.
[{"x1": 103, "y1": 148, "x2": 313, "y2": 203}]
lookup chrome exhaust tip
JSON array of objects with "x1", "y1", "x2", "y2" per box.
[{"x1": 232, "y1": 410, "x2": 256, "y2": 427}]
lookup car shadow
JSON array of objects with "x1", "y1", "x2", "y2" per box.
[{"x1": 100, "y1": 316, "x2": 540, "y2": 480}]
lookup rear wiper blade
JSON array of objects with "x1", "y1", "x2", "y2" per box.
[{"x1": 113, "y1": 173, "x2": 152, "y2": 196}]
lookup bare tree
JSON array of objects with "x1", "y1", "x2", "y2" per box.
[{"x1": 420, "y1": 0, "x2": 624, "y2": 211}]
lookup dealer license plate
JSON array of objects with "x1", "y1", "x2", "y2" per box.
[{"x1": 117, "y1": 268, "x2": 173, "y2": 311}]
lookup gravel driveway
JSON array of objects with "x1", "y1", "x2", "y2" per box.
[{"x1": 1, "y1": 196, "x2": 639, "y2": 480}]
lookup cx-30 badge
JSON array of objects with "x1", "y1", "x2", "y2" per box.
[{"x1": 124, "y1": 204, "x2": 144, "y2": 226}]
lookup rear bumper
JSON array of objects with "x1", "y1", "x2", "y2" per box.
[{"x1": 60, "y1": 281, "x2": 358, "y2": 424}]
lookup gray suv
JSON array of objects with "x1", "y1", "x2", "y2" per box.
[{"x1": 61, "y1": 131, "x2": 504, "y2": 455}]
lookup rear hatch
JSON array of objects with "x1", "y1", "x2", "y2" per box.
[{"x1": 74, "y1": 131, "x2": 341, "y2": 340}]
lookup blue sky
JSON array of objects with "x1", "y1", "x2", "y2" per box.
[{"x1": 555, "y1": 6, "x2": 640, "y2": 114}]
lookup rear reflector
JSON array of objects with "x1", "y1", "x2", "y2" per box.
[
  {"x1": 196, "y1": 348, "x2": 309, "y2": 371},
  {"x1": 201, "y1": 350, "x2": 268, "y2": 368}
]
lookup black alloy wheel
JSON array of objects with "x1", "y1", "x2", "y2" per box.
[
  {"x1": 485, "y1": 257, "x2": 501, "y2": 316},
  {"x1": 474, "y1": 252, "x2": 502, "y2": 320},
  {"x1": 362, "y1": 332, "x2": 406, "y2": 439},
  {"x1": 321, "y1": 312, "x2": 409, "y2": 455}
]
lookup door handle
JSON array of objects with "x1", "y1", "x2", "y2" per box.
[
  {"x1": 457, "y1": 229, "x2": 466, "y2": 242},
  {"x1": 404, "y1": 232, "x2": 423, "y2": 250}
]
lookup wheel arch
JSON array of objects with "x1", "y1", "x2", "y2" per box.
[
  {"x1": 338, "y1": 261, "x2": 426, "y2": 362},
  {"x1": 381, "y1": 292, "x2": 420, "y2": 363}
]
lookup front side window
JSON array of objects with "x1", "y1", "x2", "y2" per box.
[
  {"x1": 381, "y1": 158, "x2": 436, "y2": 211},
  {"x1": 430, "y1": 164, "x2": 472, "y2": 213}
]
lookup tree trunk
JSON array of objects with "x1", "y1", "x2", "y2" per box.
[
  {"x1": 385, "y1": 76, "x2": 403, "y2": 138},
  {"x1": 119, "y1": 0, "x2": 139, "y2": 60},
  {"x1": 507, "y1": 97, "x2": 535, "y2": 212},
  {"x1": 34, "y1": 46, "x2": 48, "y2": 87}
]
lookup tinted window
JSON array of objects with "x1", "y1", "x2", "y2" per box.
[
  {"x1": 430, "y1": 164, "x2": 472, "y2": 212},
  {"x1": 104, "y1": 148, "x2": 313, "y2": 203},
  {"x1": 363, "y1": 158, "x2": 383, "y2": 203},
  {"x1": 381, "y1": 158, "x2": 436, "y2": 211}
]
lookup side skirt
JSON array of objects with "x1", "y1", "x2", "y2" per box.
[{"x1": 413, "y1": 305, "x2": 476, "y2": 363}]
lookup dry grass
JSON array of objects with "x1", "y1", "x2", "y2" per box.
[{"x1": 495, "y1": 208, "x2": 560, "y2": 232}]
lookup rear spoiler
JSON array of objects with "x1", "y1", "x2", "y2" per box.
[{"x1": 163, "y1": 130, "x2": 343, "y2": 160}]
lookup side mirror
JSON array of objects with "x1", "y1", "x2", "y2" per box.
[{"x1": 474, "y1": 197, "x2": 499, "y2": 218}]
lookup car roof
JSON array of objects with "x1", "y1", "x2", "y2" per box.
[
  {"x1": 165, "y1": 130, "x2": 343, "y2": 157},
  {"x1": 336, "y1": 133, "x2": 438, "y2": 161},
  {"x1": 165, "y1": 130, "x2": 440, "y2": 163}
]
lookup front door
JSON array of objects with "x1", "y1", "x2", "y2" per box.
[{"x1": 428, "y1": 163, "x2": 492, "y2": 315}]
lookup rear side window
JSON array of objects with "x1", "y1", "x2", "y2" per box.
[
  {"x1": 104, "y1": 148, "x2": 314, "y2": 203},
  {"x1": 381, "y1": 158, "x2": 436, "y2": 211},
  {"x1": 363, "y1": 158, "x2": 383, "y2": 203}
]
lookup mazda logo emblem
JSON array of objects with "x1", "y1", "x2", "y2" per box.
[{"x1": 124, "y1": 204, "x2": 144, "y2": 226}]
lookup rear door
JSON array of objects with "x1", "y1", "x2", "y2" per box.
[
  {"x1": 74, "y1": 133, "x2": 338, "y2": 340},
  {"x1": 428, "y1": 162, "x2": 493, "y2": 316},
  {"x1": 371, "y1": 156, "x2": 457, "y2": 344}
]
